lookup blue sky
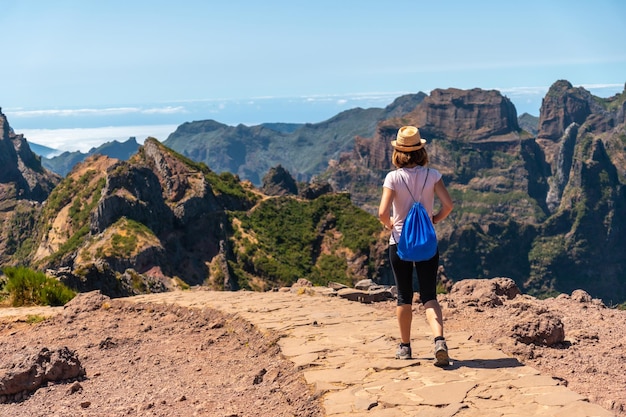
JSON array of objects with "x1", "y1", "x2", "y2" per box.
[{"x1": 1, "y1": 0, "x2": 625, "y2": 151}]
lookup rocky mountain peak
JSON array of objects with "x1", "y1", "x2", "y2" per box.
[
  {"x1": 28, "y1": 136, "x2": 265, "y2": 294},
  {"x1": 261, "y1": 165, "x2": 298, "y2": 196},
  {"x1": 346, "y1": 87, "x2": 522, "y2": 174},
  {"x1": 0, "y1": 109, "x2": 60, "y2": 202},
  {"x1": 537, "y1": 80, "x2": 608, "y2": 140},
  {"x1": 409, "y1": 87, "x2": 520, "y2": 141},
  {"x1": 133, "y1": 137, "x2": 208, "y2": 203}
]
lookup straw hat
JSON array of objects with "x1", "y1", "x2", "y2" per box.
[{"x1": 391, "y1": 126, "x2": 426, "y2": 152}]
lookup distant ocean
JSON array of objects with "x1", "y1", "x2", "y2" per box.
[{"x1": 4, "y1": 84, "x2": 623, "y2": 153}]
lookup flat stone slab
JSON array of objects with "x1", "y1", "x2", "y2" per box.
[{"x1": 126, "y1": 290, "x2": 614, "y2": 417}]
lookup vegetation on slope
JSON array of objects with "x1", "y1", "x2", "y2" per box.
[
  {"x1": 229, "y1": 193, "x2": 381, "y2": 290},
  {"x1": 39, "y1": 170, "x2": 106, "y2": 266},
  {"x1": 0, "y1": 266, "x2": 76, "y2": 306}
]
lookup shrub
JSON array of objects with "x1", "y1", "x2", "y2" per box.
[
  {"x1": 25, "y1": 314, "x2": 47, "y2": 324},
  {"x1": 2, "y1": 266, "x2": 76, "y2": 307},
  {"x1": 173, "y1": 276, "x2": 190, "y2": 290}
]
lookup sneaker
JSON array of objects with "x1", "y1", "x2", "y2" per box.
[
  {"x1": 434, "y1": 339, "x2": 450, "y2": 367},
  {"x1": 395, "y1": 344, "x2": 412, "y2": 360}
]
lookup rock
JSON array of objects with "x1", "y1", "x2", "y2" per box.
[
  {"x1": 299, "y1": 181, "x2": 333, "y2": 200},
  {"x1": 336, "y1": 288, "x2": 394, "y2": 303},
  {"x1": 0, "y1": 110, "x2": 61, "y2": 203},
  {"x1": 0, "y1": 347, "x2": 85, "y2": 401},
  {"x1": 327, "y1": 282, "x2": 349, "y2": 291},
  {"x1": 354, "y1": 279, "x2": 375, "y2": 290},
  {"x1": 505, "y1": 298, "x2": 565, "y2": 346},
  {"x1": 91, "y1": 159, "x2": 174, "y2": 235},
  {"x1": 411, "y1": 88, "x2": 520, "y2": 141},
  {"x1": 67, "y1": 381, "x2": 83, "y2": 394},
  {"x1": 292, "y1": 278, "x2": 313, "y2": 288},
  {"x1": 252, "y1": 368, "x2": 267, "y2": 385},
  {"x1": 63, "y1": 290, "x2": 110, "y2": 315},
  {"x1": 437, "y1": 265, "x2": 454, "y2": 293},
  {"x1": 571, "y1": 289, "x2": 592, "y2": 303},
  {"x1": 262, "y1": 165, "x2": 298, "y2": 196},
  {"x1": 448, "y1": 278, "x2": 521, "y2": 307},
  {"x1": 537, "y1": 80, "x2": 597, "y2": 141}
]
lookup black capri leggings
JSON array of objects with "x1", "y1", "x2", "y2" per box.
[{"x1": 388, "y1": 244, "x2": 439, "y2": 305}]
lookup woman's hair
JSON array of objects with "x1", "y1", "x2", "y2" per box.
[{"x1": 392, "y1": 148, "x2": 429, "y2": 168}]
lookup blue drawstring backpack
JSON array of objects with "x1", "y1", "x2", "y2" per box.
[{"x1": 396, "y1": 169, "x2": 438, "y2": 262}]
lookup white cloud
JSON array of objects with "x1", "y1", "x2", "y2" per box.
[
  {"x1": 140, "y1": 106, "x2": 186, "y2": 115},
  {"x1": 10, "y1": 106, "x2": 185, "y2": 118},
  {"x1": 18, "y1": 125, "x2": 178, "y2": 153},
  {"x1": 580, "y1": 83, "x2": 624, "y2": 90},
  {"x1": 497, "y1": 86, "x2": 549, "y2": 97},
  {"x1": 300, "y1": 92, "x2": 409, "y2": 105}
]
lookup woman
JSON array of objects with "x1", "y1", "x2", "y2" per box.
[{"x1": 378, "y1": 125, "x2": 454, "y2": 366}]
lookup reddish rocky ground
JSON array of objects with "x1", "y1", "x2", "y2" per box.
[
  {"x1": 0, "y1": 293, "x2": 323, "y2": 417},
  {"x1": 0, "y1": 282, "x2": 624, "y2": 417}
]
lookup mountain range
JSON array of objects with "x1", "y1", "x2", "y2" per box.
[{"x1": 1, "y1": 79, "x2": 625, "y2": 305}]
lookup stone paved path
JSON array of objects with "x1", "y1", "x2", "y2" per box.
[{"x1": 125, "y1": 290, "x2": 615, "y2": 417}]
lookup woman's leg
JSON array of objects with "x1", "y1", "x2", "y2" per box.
[
  {"x1": 396, "y1": 304, "x2": 413, "y2": 343},
  {"x1": 415, "y1": 251, "x2": 443, "y2": 338},
  {"x1": 423, "y1": 299, "x2": 444, "y2": 338},
  {"x1": 416, "y1": 251, "x2": 450, "y2": 366},
  {"x1": 389, "y1": 244, "x2": 414, "y2": 343}
]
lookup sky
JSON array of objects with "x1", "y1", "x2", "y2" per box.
[{"x1": 1, "y1": 0, "x2": 625, "y2": 152}]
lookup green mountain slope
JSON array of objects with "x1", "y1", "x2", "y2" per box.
[{"x1": 163, "y1": 93, "x2": 426, "y2": 186}]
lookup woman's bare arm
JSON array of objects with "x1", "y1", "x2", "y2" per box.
[
  {"x1": 433, "y1": 179, "x2": 453, "y2": 224},
  {"x1": 378, "y1": 187, "x2": 394, "y2": 229}
]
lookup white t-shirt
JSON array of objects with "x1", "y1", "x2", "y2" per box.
[{"x1": 382, "y1": 166, "x2": 442, "y2": 245}]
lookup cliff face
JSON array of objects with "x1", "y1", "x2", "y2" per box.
[
  {"x1": 0, "y1": 110, "x2": 61, "y2": 265},
  {"x1": 0, "y1": 110, "x2": 60, "y2": 203},
  {"x1": 26, "y1": 138, "x2": 261, "y2": 296},
  {"x1": 326, "y1": 87, "x2": 532, "y2": 215},
  {"x1": 323, "y1": 82, "x2": 626, "y2": 303},
  {"x1": 346, "y1": 89, "x2": 520, "y2": 172},
  {"x1": 527, "y1": 82, "x2": 626, "y2": 301},
  {"x1": 537, "y1": 80, "x2": 605, "y2": 141},
  {"x1": 410, "y1": 88, "x2": 520, "y2": 141}
]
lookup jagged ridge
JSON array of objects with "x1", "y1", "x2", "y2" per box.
[{"x1": 0, "y1": 81, "x2": 625, "y2": 304}]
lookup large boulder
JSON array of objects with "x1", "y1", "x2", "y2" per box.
[
  {"x1": 448, "y1": 278, "x2": 521, "y2": 307},
  {"x1": 0, "y1": 347, "x2": 85, "y2": 402},
  {"x1": 504, "y1": 297, "x2": 565, "y2": 346}
]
